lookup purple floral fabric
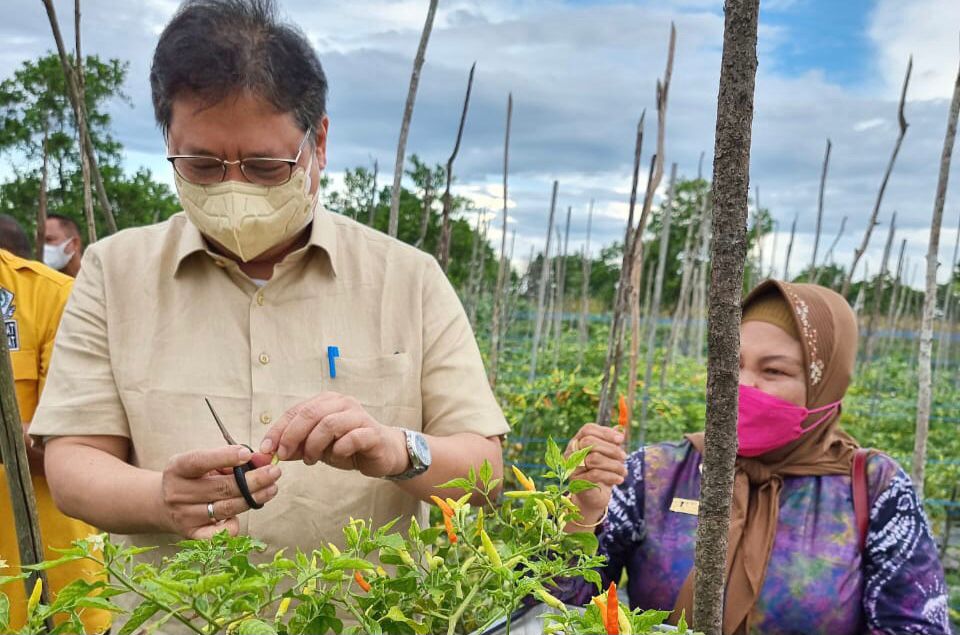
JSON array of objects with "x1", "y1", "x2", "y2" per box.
[{"x1": 556, "y1": 440, "x2": 950, "y2": 635}]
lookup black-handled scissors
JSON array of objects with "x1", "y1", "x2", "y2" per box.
[{"x1": 204, "y1": 398, "x2": 264, "y2": 510}]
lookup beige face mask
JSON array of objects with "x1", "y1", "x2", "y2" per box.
[{"x1": 175, "y1": 163, "x2": 317, "y2": 262}]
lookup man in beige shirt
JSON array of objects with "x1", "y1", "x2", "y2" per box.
[{"x1": 30, "y1": 0, "x2": 508, "y2": 599}]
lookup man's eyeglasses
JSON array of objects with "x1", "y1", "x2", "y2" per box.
[{"x1": 167, "y1": 128, "x2": 313, "y2": 186}]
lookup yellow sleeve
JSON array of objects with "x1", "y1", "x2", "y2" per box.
[{"x1": 38, "y1": 277, "x2": 72, "y2": 399}]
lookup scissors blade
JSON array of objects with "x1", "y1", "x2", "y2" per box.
[{"x1": 204, "y1": 397, "x2": 239, "y2": 446}]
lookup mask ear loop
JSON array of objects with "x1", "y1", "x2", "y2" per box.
[{"x1": 801, "y1": 400, "x2": 842, "y2": 432}]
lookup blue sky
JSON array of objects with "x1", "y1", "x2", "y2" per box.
[{"x1": 1, "y1": 0, "x2": 959, "y2": 285}]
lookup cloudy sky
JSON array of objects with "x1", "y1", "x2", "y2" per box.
[{"x1": 3, "y1": 0, "x2": 960, "y2": 284}]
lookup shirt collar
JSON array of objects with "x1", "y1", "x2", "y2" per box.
[{"x1": 173, "y1": 205, "x2": 339, "y2": 276}]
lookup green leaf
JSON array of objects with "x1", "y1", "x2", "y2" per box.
[
  {"x1": 0, "y1": 593, "x2": 8, "y2": 633},
  {"x1": 46, "y1": 579, "x2": 94, "y2": 610},
  {"x1": 565, "y1": 531, "x2": 599, "y2": 555},
  {"x1": 676, "y1": 609, "x2": 688, "y2": 633},
  {"x1": 0, "y1": 574, "x2": 27, "y2": 588},
  {"x1": 117, "y1": 601, "x2": 160, "y2": 635},
  {"x1": 545, "y1": 438, "x2": 563, "y2": 473},
  {"x1": 568, "y1": 479, "x2": 598, "y2": 494},
  {"x1": 20, "y1": 554, "x2": 84, "y2": 571},
  {"x1": 236, "y1": 618, "x2": 279, "y2": 635},
  {"x1": 327, "y1": 556, "x2": 374, "y2": 572},
  {"x1": 479, "y1": 460, "x2": 493, "y2": 487},
  {"x1": 436, "y1": 477, "x2": 473, "y2": 491},
  {"x1": 192, "y1": 572, "x2": 233, "y2": 595},
  {"x1": 565, "y1": 447, "x2": 592, "y2": 472},
  {"x1": 74, "y1": 596, "x2": 123, "y2": 612}
]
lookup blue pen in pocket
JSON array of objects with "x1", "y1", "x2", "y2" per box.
[{"x1": 327, "y1": 345, "x2": 340, "y2": 379}]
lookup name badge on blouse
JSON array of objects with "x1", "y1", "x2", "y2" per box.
[{"x1": 670, "y1": 497, "x2": 700, "y2": 515}]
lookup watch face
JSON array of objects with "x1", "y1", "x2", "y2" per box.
[{"x1": 412, "y1": 432, "x2": 432, "y2": 466}]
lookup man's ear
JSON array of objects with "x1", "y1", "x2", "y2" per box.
[{"x1": 314, "y1": 116, "x2": 329, "y2": 172}]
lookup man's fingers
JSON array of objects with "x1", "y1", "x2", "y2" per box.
[
  {"x1": 576, "y1": 468, "x2": 625, "y2": 488},
  {"x1": 302, "y1": 412, "x2": 363, "y2": 465},
  {"x1": 326, "y1": 427, "x2": 378, "y2": 464},
  {"x1": 582, "y1": 453, "x2": 628, "y2": 476},
  {"x1": 275, "y1": 395, "x2": 350, "y2": 460},
  {"x1": 190, "y1": 517, "x2": 240, "y2": 540},
  {"x1": 170, "y1": 446, "x2": 252, "y2": 479},
  {"x1": 575, "y1": 424, "x2": 625, "y2": 445},
  {"x1": 577, "y1": 436, "x2": 627, "y2": 462},
  {"x1": 207, "y1": 484, "x2": 280, "y2": 521}
]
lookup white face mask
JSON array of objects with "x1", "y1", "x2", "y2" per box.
[
  {"x1": 175, "y1": 160, "x2": 318, "y2": 262},
  {"x1": 43, "y1": 240, "x2": 74, "y2": 271}
]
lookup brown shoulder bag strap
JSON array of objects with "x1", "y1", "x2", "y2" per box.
[{"x1": 852, "y1": 448, "x2": 872, "y2": 552}]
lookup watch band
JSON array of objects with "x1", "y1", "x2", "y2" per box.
[{"x1": 385, "y1": 429, "x2": 430, "y2": 481}]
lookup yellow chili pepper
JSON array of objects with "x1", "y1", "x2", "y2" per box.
[
  {"x1": 480, "y1": 529, "x2": 502, "y2": 569},
  {"x1": 376, "y1": 566, "x2": 388, "y2": 577},
  {"x1": 399, "y1": 549, "x2": 417, "y2": 569},
  {"x1": 328, "y1": 543, "x2": 341, "y2": 557},
  {"x1": 535, "y1": 588, "x2": 567, "y2": 612},
  {"x1": 275, "y1": 597, "x2": 292, "y2": 619},
  {"x1": 26, "y1": 578, "x2": 42, "y2": 614},
  {"x1": 512, "y1": 465, "x2": 536, "y2": 492}
]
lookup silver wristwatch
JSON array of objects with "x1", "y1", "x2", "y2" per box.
[{"x1": 385, "y1": 429, "x2": 431, "y2": 481}]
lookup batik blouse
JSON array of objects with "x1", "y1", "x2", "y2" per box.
[{"x1": 557, "y1": 440, "x2": 951, "y2": 634}]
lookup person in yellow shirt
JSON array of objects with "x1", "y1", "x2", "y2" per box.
[{"x1": 0, "y1": 248, "x2": 109, "y2": 633}]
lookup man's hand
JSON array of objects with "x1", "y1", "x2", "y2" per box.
[
  {"x1": 159, "y1": 446, "x2": 281, "y2": 539},
  {"x1": 260, "y1": 393, "x2": 408, "y2": 478},
  {"x1": 564, "y1": 424, "x2": 627, "y2": 528}
]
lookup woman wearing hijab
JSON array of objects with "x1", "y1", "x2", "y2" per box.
[{"x1": 557, "y1": 281, "x2": 950, "y2": 634}]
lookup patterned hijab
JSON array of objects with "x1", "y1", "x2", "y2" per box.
[{"x1": 675, "y1": 281, "x2": 861, "y2": 634}]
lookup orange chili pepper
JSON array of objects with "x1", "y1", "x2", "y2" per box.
[
  {"x1": 617, "y1": 394, "x2": 629, "y2": 429},
  {"x1": 354, "y1": 570, "x2": 371, "y2": 592},
  {"x1": 592, "y1": 596, "x2": 607, "y2": 616},
  {"x1": 443, "y1": 513, "x2": 458, "y2": 544},
  {"x1": 606, "y1": 581, "x2": 619, "y2": 634},
  {"x1": 430, "y1": 495, "x2": 455, "y2": 517}
]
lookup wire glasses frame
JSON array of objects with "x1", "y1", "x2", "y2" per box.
[{"x1": 166, "y1": 128, "x2": 314, "y2": 186}]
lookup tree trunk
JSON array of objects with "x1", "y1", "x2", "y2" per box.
[
  {"x1": 693, "y1": 1, "x2": 759, "y2": 632},
  {"x1": 528, "y1": 181, "x2": 559, "y2": 383},
  {"x1": 842, "y1": 59, "x2": 912, "y2": 298},
  {"x1": 810, "y1": 138, "x2": 832, "y2": 282},
  {"x1": 75, "y1": 0, "x2": 96, "y2": 242},
  {"x1": 578, "y1": 200, "x2": 595, "y2": 366},
  {"x1": 488, "y1": 94, "x2": 513, "y2": 387},
  {"x1": 439, "y1": 62, "x2": 476, "y2": 270},
  {"x1": 40, "y1": 0, "x2": 117, "y2": 235},
  {"x1": 36, "y1": 127, "x2": 49, "y2": 261},
  {"x1": 864, "y1": 212, "x2": 896, "y2": 363},
  {"x1": 387, "y1": 0, "x2": 439, "y2": 238},
  {"x1": 639, "y1": 163, "x2": 677, "y2": 447},
  {"x1": 913, "y1": 48, "x2": 960, "y2": 497},
  {"x1": 596, "y1": 115, "x2": 645, "y2": 426}
]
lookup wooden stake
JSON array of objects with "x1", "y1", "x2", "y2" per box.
[
  {"x1": 783, "y1": 213, "x2": 798, "y2": 281},
  {"x1": 488, "y1": 94, "x2": 513, "y2": 387},
  {"x1": 810, "y1": 138, "x2": 832, "y2": 282},
  {"x1": 864, "y1": 213, "x2": 896, "y2": 362},
  {"x1": 368, "y1": 159, "x2": 379, "y2": 226},
  {"x1": 694, "y1": 0, "x2": 759, "y2": 632},
  {"x1": 842, "y1": 58, "x2": 912, "y2": 298},
  {"x1": 387, "y1": 0, "x2": 439, "y2": 238},
  {"x1": 913, "y1": 42, "x2": 960, "y2": 497},
  {"x1": 578, "y1": 200, "x2": 594, "y2": 365},
  {"x1": 439, "y1": 62, "x2": 476, "y2": 270},
  {"x1": 36, "y1": 127, "x2": 49, "y2": 261},
  {"x1": 528, "y1": 181, "x2": 559, "y2": 383}
]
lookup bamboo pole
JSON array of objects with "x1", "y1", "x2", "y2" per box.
[
  {"x1": 842, "y1": 58, "x2": 913, "y2": 298},
  {"x1": 553, "y1": 205, "x2": 573, "y2": 370},
  {"x1": 488, "y1": 94, "x2": 513, "y2": 387},
  {"x1": 528, "y1": 181, "x2": 559, "y2": 383},
  {"x1": 936, "y1": 213, "x2": 960, "y2": 370},
  {"x1": 694, "y1": 0, "x2": 759, "y2": 631},
  {"x1": 578, "y1": 200, "x2": 594, "y2": 365},
  {"x1": 820, "y1": 215, "x2": 848, "y2": 285},
  {"x1": 768, "y1": 219, "x2": 779, "y2": 279},
  {"x1": 639, "y1": 163, "x2": 677, "y2": 447},
  {"x1": 913, "y1": 42, "x2": 960, "y2": 497},
  {"x1": 414, "y1": 176, "x2": 434, "y2": 249},
  {"x1": 810, "y1": 138, "x2": 832, "y2": 282},
  {"x1": 40, "y1": 0, "x2": 117, "y2": 235},
  {"x1": 387, "y1": 0, "x2": 439, "y2": 238},
  {"x1": 883, "y1": 238, "x2": 908, "y2": 356},
  {"x1": 439, "y1": 62, "x2": 476, "y2": 270}
]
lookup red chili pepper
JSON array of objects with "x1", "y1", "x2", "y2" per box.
[
  {"x1": 606, "y1": 581, "x2": 619, "y2": 634},
  {"x1": 354, "y1": 570, "x2": 371, "y2": 592},
  {"x1": 617, "y1": 394, "x2": 629, "y2": 429},
  {"x1": 443, "y1": 512, "x2": 458, "y2": 544}
]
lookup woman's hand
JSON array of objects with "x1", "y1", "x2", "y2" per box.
[{"x1": 564, "y1": 424, "x2": 627, "y2": 528}]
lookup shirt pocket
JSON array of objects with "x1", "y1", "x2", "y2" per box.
[{"x1": 332, "y1": 352, "x2": 413, "y2": 409}]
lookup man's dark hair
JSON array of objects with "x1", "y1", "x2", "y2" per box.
[
  {"x1": 0, "y1": 215, "x2": 32, "y2": 259},
  {"x1": 47, "y1": 213, "x2": 82, "y2": 241},
  {"x1": 150, "y1": 0, "x2": 328, "y2": 135}
]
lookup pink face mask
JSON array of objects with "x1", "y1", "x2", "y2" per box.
[{"x1": 737, "y1": 384, "x2": 841, "y2": 457}]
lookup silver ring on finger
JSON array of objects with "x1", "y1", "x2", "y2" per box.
[{"x1": 207, "y1": 502, "x2": 218, "y2": 524}]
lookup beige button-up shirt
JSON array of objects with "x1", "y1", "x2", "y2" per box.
[{"x1": 31, "y1": 208, "x2": 508, "y2": 566}]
